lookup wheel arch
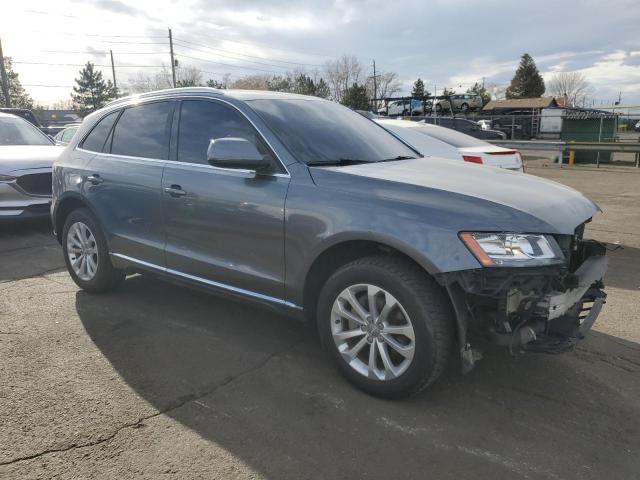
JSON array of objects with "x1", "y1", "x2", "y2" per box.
[
  {"x1": 53, "y1": 193, "x2": 102, "y2": 245},
  {"x1": 301, "y1": 233, "x2": 441, "y2": 323}
]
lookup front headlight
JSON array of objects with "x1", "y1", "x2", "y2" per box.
[
  {"x1": 0, "y1": 174, "x2": 17, "y2": 182},
  {"x1": 460, "y1": 232, "x2": 564, "y2": 267}
]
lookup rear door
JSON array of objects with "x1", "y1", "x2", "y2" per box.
[
  {"x1": 162, "y1": 98, "x2": 290, "y2": 300},
  {"x1": 82, "y1": 101, "x2": 174, "y2": 266}
]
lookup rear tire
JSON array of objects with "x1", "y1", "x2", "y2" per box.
[
  {"x1": 62, "y1": 208, "x2": 124, "y2": 293},
  {"x1": 317, "y1": 255, "x2": 454, "y2": 398}
]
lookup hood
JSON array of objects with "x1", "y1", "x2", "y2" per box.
[
  {"x1": 0, "y1": 145, "x2": 64, "y2": 173},
  {"x1": 309, "y1": 157, "x2": 598, "y2": 235}
]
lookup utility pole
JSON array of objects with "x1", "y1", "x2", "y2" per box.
[
  {"x1": 372, "y1": 59, "x2": 377, "y2": 107},
  {"x1": 0, "y1": 37, "x2": 11, "y2": 108},
  {"x1": 168, "y1": 28, "x2": 177, "y2": 88},
  {"x1": 109, "y1": 50, "x2": 117, "y2": 93}
]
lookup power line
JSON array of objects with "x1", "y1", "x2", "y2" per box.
[
  {"x1": 174, "y1": 53, "x2": 287, "y2": 75},
  {"x1": 13, "y1": 61, "x2": 165, "y2": 68},
  {"x1": 172, "y1": 37, "x2": 324, "y2": 68},
  {"x1": 23, "y1": 84, "x2": 74, "y2": 88},
  {"x1": 42, "y1": 50, "x2": 169, "y2": 55},
  {"x1": 179, "y1": 31, "x2": 335, "y2": 60},
  {"x1": 20, "y1": 29, "x2": 166, "y2": 39},
  {"x1": 173, "y1": 42, "x2": 299, "y2": 72}
]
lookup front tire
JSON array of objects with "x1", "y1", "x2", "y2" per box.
[
  {"x1": 62, "y1": 208, "x2": 124, "y2": 293},
  {"x1": 317, "y1": 255, "x2": 454, "y2": 398}
]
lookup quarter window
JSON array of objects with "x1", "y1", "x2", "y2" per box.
[
  {"x1": 177, "y1": 100, "x2": 275, "y2": 167},
  {"x1": 110, "y1": 102, "x2": 173, "y2": 159},
  {"x1": 81, "y1": 110, "x2": 120, "y2": 152}
]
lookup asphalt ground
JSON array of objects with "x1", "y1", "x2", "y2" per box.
[{"x1": 1, "y1": 162, "x2": 639, "y2": 479}]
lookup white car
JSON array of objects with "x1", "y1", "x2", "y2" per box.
[
  {"x1": 477, "y1": 119, "x2": 491, "y2": 131},
  {"x1": 375, "y1": 119, "x2": 524, "y2": 171}
]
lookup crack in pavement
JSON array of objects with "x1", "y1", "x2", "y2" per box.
[
  {"x1": 0, "y1": 266, "x2": 66, "y2": 288},
  {"x1": 0, "y1": 336, "x2": 307, "y2": 468}
]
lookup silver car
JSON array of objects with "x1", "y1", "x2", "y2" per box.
[
  {"x1": 436, "y1": 93, "x2": 483, "y2": 112},
  {"x1": 0, "y1": 113, "x2": 64, "y2": 219}
]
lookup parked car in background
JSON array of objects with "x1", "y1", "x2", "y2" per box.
[
  {"x1": 378, "y1": 99, "x2": 424, "y2": 116},
  {"x1": 53, "y1": 125, "x2": 81, "y2": 145},
  {"x1": 422, "y1": 116, "x2": 506, "y2": 140},
  {"x1": 0, "y1": 108, "x2": 41, "y2": 128},
  {"x1": 477, "y1": 119, "x2": 491, "y2": 130},
  {"x1": 375, "y1": 119, "x2": 463, "y2": 160},
  {"x1": 634, "y1": 120, "x2": 640, "y2": 131},
  {"x1": 0, "y1": 113, "x2": 64, "y2": 219},
  {"x1": 435, "y1": 94, "x2": 483, "y2": 112},
  {"x1": 377, "y1": 119, "x2": 523, "y2": 171},
  {"x1": 52, "y1": 88, "x2": 606, "y2": 398}
]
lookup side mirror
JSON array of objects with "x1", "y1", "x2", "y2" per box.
[{"x1": 207, "y1": 138, "x2": 269, "y2": 171}]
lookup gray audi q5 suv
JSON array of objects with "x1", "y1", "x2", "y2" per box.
[{"x1": 52, "y1": 88, "x2": 607, "y2": 398}]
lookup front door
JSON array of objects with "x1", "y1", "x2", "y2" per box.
[{"x1": 162, "y1": 99, "x2": 290, "y2": 301}]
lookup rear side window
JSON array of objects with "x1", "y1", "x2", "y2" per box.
[
  {"x1": 81, "y1": 110, "x2": 119, "y2": 152},
  {"x1": 111, "y1": 102, "x2": 173, "y2": 159},
  {"x1": 177, "y1": 100, "x2": 275, "y2": 167}
]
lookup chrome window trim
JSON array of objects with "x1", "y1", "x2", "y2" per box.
[
  {"x1": 75, "y1": 147, "x2": 289, "y2": 178},
  {"x1": 110, "y1": 252, "x2": 302, "y2": 310},
  {"x1": 76, "y1": 94, "x2": 291, "y2": 178}
]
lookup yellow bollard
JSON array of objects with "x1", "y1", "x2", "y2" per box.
[{"x1": 568, "y1": 150, "x2": 575, "y2": 167}]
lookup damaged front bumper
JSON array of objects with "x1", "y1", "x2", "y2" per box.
[{"x1": 440, "y1": 239, "x2": 608, "y2": 371}]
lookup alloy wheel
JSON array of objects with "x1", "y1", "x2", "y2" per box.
[
  {"x1": 331, "y1": 284, "x2": 416, "y2": 380},
  {"x1": 67, "y1": 221, "x2": 99, "y2": 281}
]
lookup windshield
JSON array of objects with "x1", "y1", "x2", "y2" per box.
[
  {"x1": 0, "y1": 116, "x2": 52, "y2": 146},
  {"x1": 248, "y1": 99, "x2": 419, "y2": 165},
  {"x1": 417, "y1": 125, "x2": 490, "y2": 149},
  {"x1": 380, "y1": 123, "x2": 460, "y2": 158}
]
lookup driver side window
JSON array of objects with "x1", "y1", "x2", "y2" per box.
[{"x1": 177, "y1": 100, "x2": 276, "y2": 168}]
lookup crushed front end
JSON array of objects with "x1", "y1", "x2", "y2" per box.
[{"x1": 440, "y1": 223, "x2": 608, "y2": 371}]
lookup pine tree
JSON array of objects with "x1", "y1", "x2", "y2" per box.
[
  {"x1": 71, "y1": 62, "x2": 117, "y2": 115},
  {"x1": 0, "y1": 57, "x2": 34, "y2": 108},
  {"x1": 341, "y1": 83, "x2": 369, "y2": 110},
  {"x1": 506, "y1": 53, "x2": 545, "y2": 98},
  {"x1": 411, "y1": 78, "x2": 425, "y2": 97},
  {"x1": 314, "y1": 78, "x2": 331, "y2": 99}
]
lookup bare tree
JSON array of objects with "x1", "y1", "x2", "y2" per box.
[
  {"x1": 125, "y1": 64, "x2": 203, "y2": 93},
  {"x1": 175, "y1": 65, "x2": 203, "y2": 87},
  {"x1": 486, "y1": 83, "x2": 507, "y2": 101},
  {"x1": 366, "y1": 71, "x2": 402, "y2": 101},
  {"x1": 323, "y1": 54, "x2": 363, "y2": 102},
  {"x1": 547, "y1": 71, "x2": 590, "y2": 107},
  {"x1": 229, "y1": 74, "x2": 272, "y2": 90}
]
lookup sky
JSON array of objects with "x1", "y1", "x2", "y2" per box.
[{"x1": 1, "y1": 0, "x2": 639, "y2": 108}]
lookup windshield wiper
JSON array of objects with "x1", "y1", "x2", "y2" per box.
[
  {"x1": 307, "y1": 158, "x2": 372, "y2": 166},
  {"x1": 377, "y1": 155, "x2": 416, "y2": 162}
]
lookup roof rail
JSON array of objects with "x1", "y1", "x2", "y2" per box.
[{"x1": 104, "y1": 87, "x2": 225, "y2": 108}]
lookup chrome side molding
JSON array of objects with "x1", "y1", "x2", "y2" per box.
[{"x1": 110, "y1": 252, "x2": 302, "y2": 310}]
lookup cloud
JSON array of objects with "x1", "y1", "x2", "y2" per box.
[
  {"x1": 75, "y1": 0, "x2": 154, "y2": 19},
  {"x1": 4, "y1": 0, "x2": 640, "y2": 105}
]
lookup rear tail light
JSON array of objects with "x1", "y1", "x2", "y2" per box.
[{"x1": 463, "y1": 155, "x2": 483, "y2": 164}]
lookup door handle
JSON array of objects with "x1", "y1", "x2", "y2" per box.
[
  {"x1": 164, "y1": 185, "x2": 187, "y2": 197},
  {"x1": 86, "y1": 174, "x2": 104, "y2": 185}
]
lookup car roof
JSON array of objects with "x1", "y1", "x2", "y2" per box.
[
  {"x1": 0, "y1": 112, "x2": 27, "y2": 119},
  {"x1": 375, "y1": 119, "x2": 424, "y2": 129},
  {"x1": 104, "y1": 87, "x2": 326, "y2": 108}
]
